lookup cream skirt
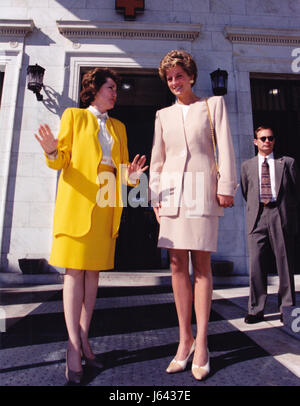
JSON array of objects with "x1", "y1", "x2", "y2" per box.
[{"x1": 158, "y1": 205, "x2": 219, "y2": 252}]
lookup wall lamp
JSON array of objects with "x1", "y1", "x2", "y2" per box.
[
  {"x1": 210, "y1": 68, "x2": 228, "y2": 96},
  {"x1": 121, "y1": 79, "x2": 134, "y2": 92},
  {"x1": 26, "y1": 64, "x2": 45, "y2": 101}
]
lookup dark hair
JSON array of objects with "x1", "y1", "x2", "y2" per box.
[
  {"x1": 254, "y1": 126, "x2": 274, "y2": 139},
  {"x1": 80, "y1": 67, "x2": 119, "y2": 107},
  {"x1": 158, "y1": 50, "x2": 198, "y2": 86}
]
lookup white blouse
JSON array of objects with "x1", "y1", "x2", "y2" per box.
[
  {"x1": 176, "y1": 102, "x2": 191, "y2": 121},
  {"x1": 87, "y1": 105, "x2": 115, "y2": 168}
]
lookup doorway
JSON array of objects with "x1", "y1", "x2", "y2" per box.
[
  {"x1": 80, "y1": 67, "x2": 174, "y2": 270},
  {"x1": 250, "y1": 73, "x2": 300, "y2": 164},
  {"x1": 250, "y1": 73, "x2": 300, "y2": 273}
]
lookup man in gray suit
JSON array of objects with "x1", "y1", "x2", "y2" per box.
[{"x1": 241, "y1": 126, "x2": 300, "y2": 323}]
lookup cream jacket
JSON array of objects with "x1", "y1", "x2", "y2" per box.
[{"x1": 149, "y1": 96, "x2": 238, "y2": 217}]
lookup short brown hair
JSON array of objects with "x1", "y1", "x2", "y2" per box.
[
  {"x1": 158, "y1": 50, "x2": 198, "y2": 86},
  {"x1": 254, "y1": 126, "x2": 274, "y2": 139},
  {"x1": 80, "y1": 67, "x2": 119, "y2": 107}
]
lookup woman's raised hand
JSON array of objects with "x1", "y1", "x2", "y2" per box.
[
  {"x1": 34, "y1": 124, "x2": 58, "y2": 154},
  {"x1": 128, "y1": 154, "x2": 148, "y2": 183}
]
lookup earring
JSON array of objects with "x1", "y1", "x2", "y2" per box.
[{"x1": 190, "y1": 80, "x2": 194, "y2": 84}]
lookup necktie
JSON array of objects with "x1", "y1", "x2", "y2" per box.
[{"x1": 261, "y1": 158, "x2": 272, "y2": 204}]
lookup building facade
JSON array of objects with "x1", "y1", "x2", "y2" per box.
[{"x1": 0, "y1": 0, "x2": 300, "y2": 276}]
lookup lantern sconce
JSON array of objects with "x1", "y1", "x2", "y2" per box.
[
  {"x1": 210, "y1": 68, "x2": 228, "y2": 96},
  {"x1": 26, "y1": 64, "x2": 45, "y2": 101},
  {"x1": 121, "y1": 79, "x2": 135, "y2": 92}
]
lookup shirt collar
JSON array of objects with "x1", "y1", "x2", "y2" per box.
[
  {"x1": 87, "y1": 105, "x2": 108, "y2": 121},
  {"x1": 258, "y1": 152, "x2": 274, "y2": 163}
]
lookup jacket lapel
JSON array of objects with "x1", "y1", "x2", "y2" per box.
[
  {"x1": 106, "y1": 118, "x2": 120, "y2": 166},
  {"x1": 250, "y1": 156, "x2": 259, "y2": 198},
  {"x1": 172, "y1": 104, "x2": 188, "y2": 146},
  {"x1": 274, "y1": 156, "x2": 284, "y2": 198},
  {"x1": 87, "y1": 110, "x2": 102, "y2": 157}
]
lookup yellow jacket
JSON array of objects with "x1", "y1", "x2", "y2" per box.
[{"x1": 45, "y1": 107, "x2": 130, "y2": 238}]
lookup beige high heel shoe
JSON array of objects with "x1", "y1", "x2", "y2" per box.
[
  {"x1": 191, "y1": 349, "x2": 210, "y2": 380},
  {"x1": 166, "y1": 341, "x2": 195, "y2": 374},
  {"x1": 65, "y1": 350, "x2": 83, "y2": 384}
]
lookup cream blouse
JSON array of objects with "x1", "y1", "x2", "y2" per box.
[
  {"x1": 87, "y1": 105, "x2": 115, "y2": 168},
  {"x1": 176, "y1": 102, "x2": 191, "y2": 121}
]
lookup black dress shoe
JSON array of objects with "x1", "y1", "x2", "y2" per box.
[{"x1": 244, "y1": 313, "x2": 264, "y2": 324}]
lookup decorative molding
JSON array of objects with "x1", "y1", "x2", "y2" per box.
[
  {"x1": 225, "y1": 26, "x2": 300, "y2": 46},
  {"x1": 0, "y1": 19, "x2": 34, "y2": 37},
  {"x1": 57, "y1": 20, "x2": 201, "y2": 42}
]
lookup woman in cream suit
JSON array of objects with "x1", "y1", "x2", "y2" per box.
[
  {"x1": 35, "y1": 68, "x2": 147, "y2": 384},
  {"x1": 149, "y1": 50, "x2": 237, "y2": 380}
]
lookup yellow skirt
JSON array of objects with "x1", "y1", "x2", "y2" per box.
[{"x1": 49, "y1": 164, "x2": 116, "y2": 271}]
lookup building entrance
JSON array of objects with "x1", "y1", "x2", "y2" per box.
[
  {"x1": 80, "y1": 67, "x2": 174, "y2": 270},
  {"x1": 250, "y1": 73, "x2": 300, "y2": 272},
  {"x1": 250, "y1": 73, "x2": 300, "y2": 165}
]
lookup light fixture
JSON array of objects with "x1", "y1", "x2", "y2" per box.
[
  {"x1": 268, "y1": 88, "x2": 280, "y2": 96},
  {"x1": 26, "y1": 64, "x2": 45, "y2": 101},
  {"x1": 121, "y1": 79, "x2": 134, "y2": 92},
  {"x1": 122, "y1": 82, "x2": 132, "y2": 91},
  {"x1": 210, "y1": 68, "x2": 228, "y2": 96}
]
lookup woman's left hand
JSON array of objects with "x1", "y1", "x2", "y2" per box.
[
  {"x1": 128, "y1": 154, "x2": 148, "y2": 183},
  {"x1": 217, "y1": 194, "x2": 234, "y2": 208}
]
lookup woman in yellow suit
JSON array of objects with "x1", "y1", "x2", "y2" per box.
[{"x1": 35, "y1": 68, "x2": 147, "y2": 384}]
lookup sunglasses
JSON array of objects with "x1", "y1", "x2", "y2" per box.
[{"x1": 258, "y1": 136, "x2": 275, "y2": 142}]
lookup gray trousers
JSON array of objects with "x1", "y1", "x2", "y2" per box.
[{"x1": 248, "y1": 204, "x2": 296, "y2": 315}]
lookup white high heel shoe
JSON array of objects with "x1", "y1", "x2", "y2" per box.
[
  {"x1": 191, "y1": 349, "x2": 210, "y2": 380},
  {"x1": 166, "y1": 341, "x2": 195, "y2": 374}
]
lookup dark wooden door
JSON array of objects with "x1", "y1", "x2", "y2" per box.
[
  {"x1": 250, "y1": 75, "x2": 300, "y2": 273},
  {"x1": 110, "y1": 71, "x2": 173, "y2": 270}
]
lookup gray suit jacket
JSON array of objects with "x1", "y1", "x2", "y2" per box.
[{"x1": 241, "y1": 155, "x2": 300, "y2": 235}]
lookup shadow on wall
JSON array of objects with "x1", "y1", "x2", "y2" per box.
[{"x1": 18, "y1": 258, "x2": 59, "y2": 274}]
